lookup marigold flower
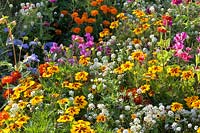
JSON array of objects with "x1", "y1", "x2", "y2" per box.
[
  {"x1": 131, "y1": 51, "x2": 146, "y2": 62},
  {"x1": 140, "y1": 84, "x2": 150, "y2": 93},
  {"x1": 57, "y1": 98, "x2": 69, "y2": 104},
  {"x1": 11, "y1": 91, "x2": 20, "y2": 100},
  {"x1": 171, "y1": 102, "x2": 183, "y2": 112},
  {"x1": 75, "y1": 71, "x2": 88, "y2": 81},
  {"x1": 71, "y1": 122, "x2": 94, "y2": 133},
  {"x1": 167, "y1": 66, "x2": 181, "y2": 77},
  {"x1": 110, "y1": 20, "x2": 119, "y2": 29},
  {"x1": 71, "y1": 12, "x2": 79, "y2": 18},
  {"x1": 157, "y1": 26, "x2": 167, "y2": 33},
  {"x1": 109, "y1": 7, "x2": 118, "y2": 15},
  {"x1": 184, "y1": 96, "x2": 199, "y2": 108},
  {"x1": 18, "y1": 101, "x2": 29, "y2": 109},
  {"x1": 86, "y1": 18, "x2": 96, "y2": 23},
  {"x1": 3, "y1": 89, "x2": 13, "y2": 99},
  {"x1": 132, "y1": 38, "x2": 142, "y2": 45},
  {"x1": 181, "y1": 70, "x2": 194, "y2": 80},
  {"x1": 102, "y1": 20, "x2": 110, "y2": 27},
  {"x1": 90, "y1": 10, "x2": 99, "y2": 16},
  {"x1": 84, "y1": 26, "x2": 93, "y2": 33},
  {"x1": 114, "y1": 66, "x2": 124, "y2": 74},
  {"x1": 79, "y1": 55, "x2": 90, "y2": 66},
  {"x1": 11, "y1": 71, "x2": 21, "y2": 81},
  {"x1": 15, "y1": 115, "x2": 30, "y2": 125},
  {"x1": 60, "y1": 10, "x2": 68, "y2": 16},
  {"x1": 0, "y1": 111, "x2": 10, "y2": 120},
  {"x1": 30, "y1": 95, "x2": 44, "y2": 106},
  {"x1": 121, "y1": 61, "x2": 134, "y2": 71},
  {"x1": 96, "y1": 114, "x2": 107, "y2": 122},
  {"x1": 148, "y1": 65, "x2": 163, "y2": 73},
  {"x1": 133, "y1": 28, "x2": 143, "y2": 35},
  {"x1": 57, "y1": 115, "x2": 73, "y2": 122},
  {"x1": 90, "y1": 1, "x2": 97, "y2": 6},
  {"x1": 55, "y1": 29, "x2": 62, "y2": 35},
  {"x1": 1, "y1": 76, "x2": 13, "y2": 85},
  {"x1": 81, "y1": 12, "x2": 88, "y2": 22},
  {"x1": 74, "y1": 96, "x2": 88, "y2": 108},
  {"x1": 65, "y1": 106, "x2": 80, "y2": 116},
  {"x1": 191, "y1": 100, "x2": 200, "y2": 109},
  {"x1": 72, "y1": 27, "x2": 81, "y2": 34},
  {"x1": 74, "y1": 17, "x2": 83, "y2": 25},
  {"x1": 100, "y1": 5, "x2": 109, "y2": 14}
]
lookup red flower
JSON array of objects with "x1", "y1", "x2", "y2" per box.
[
  {"x1": 3, "y1": 89, "x2": 13, "y2": 99},
  {"x1": 0, "y1": 111, "x2": 10, "y2": 120},
  {"x1": 1, "y1": 76, "x2": 13, "y2": 85},
  {"x1": 134, "y1": 95, "x2": 143, "y2": 105},
  {"x1": 11, "y1": 71, "x2": 21, "y2": 81}
]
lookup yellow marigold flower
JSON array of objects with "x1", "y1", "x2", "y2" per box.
[
  {"x1": 133, "y1": 27, "x2": 143, "y2": 35},
  {"x1": 74, "y1": 96, "x2": 88, "y2": 109},
  {"x1": 99, "y1": 28, "x2": 110, "y2": 38},
  {"x1": 116, "y1": 13, "x2": 127, "y2": 20},
  {"x1": 121, "y1": 61, "x2": 134, "y2": 71},
  {"x1": 148, "y1": 65, "x2": 163, "y2": 73},
  {"x1": 14, "y1": 86, "x2": 27, "y2": 93},
  {"x1": 184, "y1": 96, "x2": 199, "y2": 108},
  {"x1": 79, "y1": 55, "x2": 90, "y2": 66},
  {"x1": 71, "y1": 123, "x2": 94, "y2": 133},
  {"x1": 191, "y1": 100, "x2": 200, "y2": 109},
  {"x1": 110, "y1": 20, "x2": 119, "y2": 29},
  {"x1": 23, "y1": 90, "x2": 32, "y2": 98},
  {"x1": 114, "y1": 66, "x2": 124, "y2": 74},
  {"x1": 181, "y1": 70, "x2": 194, "y2": 80},
  {"x1": 140, "y1": 17, "x2": 149, "y2": 23},
  {"x1": 131, "y1": 51, "x2": 146, "y2": 62},
  {"x1": 132, "y1": 38, "x2": 142, "y2": 45},
  {"x1": 30, "y1": 95, "x2": 44, "y2": 106},
  {"x1": 18, "y1": 101, "x2": 29, "y2": 109},
  {"x1": 154, "y1": 20, "x2": 163, "y2": 26},
  {"x1": 65, "y1": 106, "x2": 80, "y2": 116},
  {"x1": 171, "y1": 102, "x2": 183, "y2": 112},
  {"x1": 132, "y1": 10, "x2": 145, "y2": 18},
  {"x1": 167, "y1": 66, "x2": 181, "y2": 77},
  {"x1": 8, "y1": 123, "x2": 20, "y2": 131},
  {"x1": 75, "y1": 71, "x2": 88, "y2": 81},
  {"x1": 47, "y1": 65, "x2": 59, "y2": 73},
  {"x1": 15, "y1": 115, "x2": 30, "y2": 125},
  {"x1": 24, "y1": 80, "x2": 35, "y2": 89},
  {"x1": 42, "y1": 72, "x2": 52, "y2": 78},
  {"x1": 57, "y1": 115, "x2": 73, "y2": 123},
  {"x1": 140, "y1": 84, "x2": 150, "y2": 93},
  {"x1": 96, "y1": 114, "x2": 107, "y2": 123},
  {"x1": 142, "y1": 23, "x2": 150, "y2": 31},
  {"x1": 57, "y1": 98, "x2": 69, "y2": 105},
  {"x1": 73, "y1": 120, "x2": 91, "y2": 126},
  {"x1": 11, "y1": 92, "x2": 20, "y2": 100},
  {"x1": 71, "y1": 82, "x2": 83, "y2": 90}
]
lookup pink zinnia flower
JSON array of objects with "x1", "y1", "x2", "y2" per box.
[{"x1": 171, "y1": 0, "x2": 182, "y2": 5}]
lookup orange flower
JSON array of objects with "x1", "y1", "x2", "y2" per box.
[
  {"x1": 0, "y1": 111, "x2": 10, "y2": 120},
  {"x1": 90, "y1": 10, "x2": 99, "y2": 16},
  {"x1": 100, "y1": 5, "x2": 109, "y2": 14},
  {"x1": 11, "y1": 71, "x2": 21, "y2": 81},
  {"x1": 71, "y1": 12, "x2": 79, "y2": 19},
  {"x1": 109, "y1": 7, "x2": 118, "y2": 15},
  {"x1": 55, "y1": 29, "x2": 62, "y2": 35},
  {"x1": 90, "y1": 1, "x2": 97, "y2": 6},
  {"x1": 87, "y1": 18, "x2": 96, "y2": 23},
  {"x1": 96, "y1": 0, "x2": 103, "y2": 4},
  {"x1": 74, "y1": 17, "x2": 83, "y2": 25},
  {"x1": 72, "y1": 27, "x2": 81, "y2": 34},
  {"x1": 157, "y1": 26, "x2": 167, "y2": 33},
  {"x1": 3, "y1": 89, "x2": 13, "y2": 99},
  {"x1": 1, "y1": 76, "x2": 13, "y2": 85},
  {"x1": 81, "y1": 12, "x2": 88, "y2": 22},
  {"x1": 60, "y1": 10, "x2": 68, "y2": 16},
  {"x1": 85, "y1": 26, "x2": 93, "y2": 33},
  {"x1": 102, "y1": 20, "x2": 110, "y2": 27}
]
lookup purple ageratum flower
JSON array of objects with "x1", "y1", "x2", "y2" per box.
[
  {"x1": 49, "y1": 0, "x2": 57, "y2": 3},
  {"x1": 24, "y1": 53, "x2": 40, "y2": 63},
  {"x1": 29, "y1": 41, "x2": 38, "y2": 46},
  {"x1": 50, "y1": 43, "x2": 62, "y2": 53},
  {"x1": 171, "y1": 0, "x2": 182, "y2": 5},
  {"x1": 196, "y1": 36, "x2": 200, "y2": 43},
  {"x1": 174, "y1": 32, "x2": 188, "y2": 43}
]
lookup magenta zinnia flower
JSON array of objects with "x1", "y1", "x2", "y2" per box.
[{"x1": 171, "y1": 0, "x2": 182, "y2": 5}]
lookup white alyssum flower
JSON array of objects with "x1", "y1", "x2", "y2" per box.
[
  {"x1": 119, "y1": 114, "x2": 125, "y2": 120},
  {"x1": 88, "y1": 103, "x2": 95, "y2": 110},
  {"x1": 188, "y1": 123, "x2": 192, "y2": 128},
  {"x1": 69, "y1": 90, "x2": 74, "y2": 96},
  {"x1": 124, "y1": 105, "x2": 131, "y2": 111},
  {"x1": 122, "y1": 129, "x2": 129, "y2": 133},
  {"x1": 88, "y1": 93, "x2": 94, "y2": 100},
  {"x1": 176, "y1": 127, "x2": 181, "y2": 131},
  {"x1": 194, "y1": 126, "x2": 198, "y2": 130},
  {"x1": 97, "y1": 104, "x2": 105, "y2": 110}
]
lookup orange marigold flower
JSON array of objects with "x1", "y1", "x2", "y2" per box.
[
  {"x1": 71, "y1": 12, "x2": 79, "y2": 19},
  {"x1": 109, "y1": 7, "x2": 118, "y2": 15},
  {"x1": 0, "y1": 111, "x2": 10, "y2": 120},
  {"x1": 96, "y1": 114, "x2": 106, "y2": 123},
  {"x1": 1, "y1": 76, "x2": 13, "y2": 85},
  {"x1": 100, "y1": 5, "x2": 109, "y2": 14},
  {"x1": 11, "y1": 71, "x2": 21, "y2": 81},
  {"x1": 72, "y1": 27, "x2": 81, "y2": 34},
  {"x1": 85, "y1": 26, "x2": 93, "y2": 33},
  {"x1": 102, "y1": 20, "x2": 110, "y2": 27},
  {"x1": 55, "y1": 29, "x2": 62, "y2": 35},
  {"x1": 74, "y1": 17, "x2": 83, "y2": 25},
  {"x1": 86, "y1": 18, "x2": 96, "y2": 23},
  {"x1": 181, "y1": 70, "x2": 194, "y2": 80},
  {"x1": 81, "y1": 12, "x2": 88, "y2": 22},
  {"x1": 90, "y1": 1, "x2": 97, "y2": 6},
  {"x1": 3, "y1": 89, "x2": 13, "y2": 99},
  {"x1": 90, "y1": 10, "x2": 99, "y2": 17},
  {"x1": 60, "y1": 10, "x2": 68, "y2": 16}
]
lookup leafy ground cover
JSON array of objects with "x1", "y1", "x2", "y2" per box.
[{"x1": 0, "y1": 0, "x2": 200, "y2": 132}]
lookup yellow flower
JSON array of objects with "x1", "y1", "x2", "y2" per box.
[
  {"x1": 71, "y1": 120, "x2": 94, "y2": 133},
  {"x1": 143, "y1": 72, "x2": 157, "y2": 81},
  {"x1": 184, "y1": 96, "x2": 199, "y2": 108},
  {"x1": 110, "y1": 20, "x2": 119, "y2": 29},
  {"x1": 57, "y1": 98, "x2": 69, "y2": 105},
  {"x1": 197, "y1": 127, "x2": 200, "y2": 133},
  {"x1": 191, "y1": 100, "x2": 200, "y2": 109},
  {"x1": 79, "y1": 55, "x2": 90, "y2": 66},
  {"x1": 57, "y1": 115, "x2": 73, "y2": 122},
  {"x1": 133, "y1": 28, "x2": 143, "y2": 35},
  {"x1": 18, "y1": 101, "x2": 29, "y2": 109},
  {"x1": 140, "y1": 17, "x2": 149, "y2": 23},
  {"x1": 47, "y1": 65, "x2": 59, "y2": 73},
  {"x1": 71, "y1": 82, "x2": 83, "y2": 90},
  {"x1": 181, "y1": 70, "x2": 194, "y2": 80},
  {"x1": 167, "y1": 66, "x2": 181, "y2": 77},
  {"x1": 73, "y1": 120, "x2": 91, "y2": 126},
  {"x1": 24, "y1": 80, "x2": 36, "y2": 89},
  {"x1": 42, "y1": 72, "x2": 52, "y2": 78},
  {"x1": 11, "y1": 92, "x2": 20, "y2": 100},
  {"x1": 96, "y1": 114, "x2": 107, "y2": 123},
  {"x1": 75, "y1": 71, "x2": 88, "y2": 81},
  {"x1": 148, "y1": 59, "x2": 158, "y2": 65},
  {"x1": 30, "y1": 95, "x2": 44, "y2": 106},
  {"x1": 23, "y1": 90, "x2": 32, "y2": 98},
  {"x1": 114, "y1": 66, "x2": 124, "y2": 74},
  {"x1": 142, "y1": 23, "x2": 150, "y2": 31},
  {"x1": 148, "y1": 65, "x2": 163, "y2": 73},
  {"x1": 140, "y1": 84, "x2": 150, "y2": 93},
  {"x1": 73, "y1": 96, "x2": 88, "y2": 109},
  {"x1": 65, "y1": 106, "x2": 80, "y2": 116},
  {"x1": 131, "y1": 51, "x2": 146, "y2": 62},
  {"x1": 116, "y1": 13, "x2": 127, "y2": 20},
  {"x1": 132, "y1": 38, "x2": 142, "y2": 45},
  {"x1": 15, "y1": 115, "x2": 30, "y2": 125},
  {"x1": 132, "y1": 10, "x2": 145, "y2": 18},
  {"x1": 14, "y1": 86, "x2": 27, "y2": 93},
  {"x1": 121, "y1": 61, "x2": 134, "y2": 71},
  {"x1": 171, "y1": 102, "x2": 183, "y2": 112}
]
